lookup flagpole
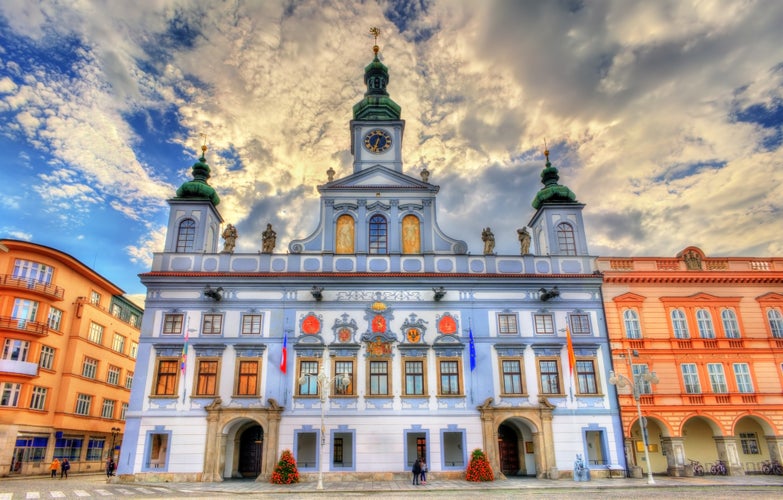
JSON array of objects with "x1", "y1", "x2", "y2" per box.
[{"x1": 181, "y1": 317, "x2": 190, "y2": 403}]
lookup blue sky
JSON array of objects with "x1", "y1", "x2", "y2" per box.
[{"x1": 1, "y1": 0, "x2": 782, "y2": 301}]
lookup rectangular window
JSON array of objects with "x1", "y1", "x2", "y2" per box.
[
  {"x1": 129, "y1": 314, "x2": 139, "y2": 327},
  {"x1": 88, "y1": 322, "x2": 104, "y2": 344},
  {"x1": 13, "y1": 258, "x2": 53, "y2": 283},
  {"x1": 120, "y1": 402, "x2": 128, "y2": 420},
  {"x1": 236, "y1": 360, "x2": 259, "y2": 396},
  {"x1": 2, "y1": 339, "x2": 30, "y2": 361},
  {"x1": 101, "y1": 399, "x2": 115, "y2": 419},
  {"x1": 130, "y1": 341, "x2": 138, "y2": 359},
  {"x1": 12, "y1": 298, "x2": 39, "y2": 321},
  {"x1": 154, "y1": 359, "x2": 179, "y2": 396},
  {"x1": 333, "y1": 359, "x2": 354, "y2": 396},
  {"x1": 740, "y1": 432, "x2": 760, "y2": 455},
  {"x1": 162, "y1": 314, "x2": 184, "y2": 335},
  {"x1": 298, "y1": 360, "x2": 319, "y2": 396},
  {"x1": 112, "y1": 333, "x2": 126, "y2": 353},
  {"x1": 501, "y1": 359, "x2": 523, "y2": 395},
  {"x1": 82, "y1": 357, "x2": 98, "y2": 379},
  {"x1": 196, "y1": 359, "x2": 219, "y2": 396},
  {"x1": 497, "y1": 314, "x2": 518, "y2": 335},
  {"x1": 404, "y1": 360, "x2": 425, "y2": 396},
  {"x1": 30, "y1": 386, "x2": 47, "y2": 410},
  {"x1": 125, "y1": 372, "x2": 134, "y2": 390},
  {"x1": 733, "y1": 363, "x2": 754, "y2": 393},
  {"x1": 534, "y1": 314, "x2": 555, "y2": 335},
  {"x1": 1, "y1": 383, "x2": 21, "y2": 407},
  {"x1": 241, "y1": 314, "x2": 263, "y2": 335},
  {"x1": 86, "y1": 438, "x2": 105, "y2": 461},
  {"x1": 369, "y1": 360, "x2": 389, "y2": 396},
  {"x1": 48, "y1": 307, "x2": 63, "y2": 331},
  {"x1": 54, "y1": 437, "x2": 82, "y2": 461},
  {"x1": 707, "y1": 363, "x2": 728, "y2": 393},
  {"x1": 107, "y1": 365, "x2": 121, "y2": 385},
  {"x1": 538, "y1": 359, "x2": 561, "y2": 394},
  {"x1": 37, "y1": 346, "x2": 54, "y2": 371},
  {"x1": 202, "y1": 313, "x2": 223, "y2": 335},
  {"x1": 13, "y1": 436, "x2": 48, "y2": 463},
  {"x1": 438, "y1": 359, "x2": 461, "y2": 395},
  {"x1": 632, "y1": 364, "x2": 653, "y2": 394},
  {"x1": 681, "y1": 363, "x2": 701, "y2": 394},
  {"x1": 146, "y1": 433, "x2": 169, "y2": 469},
  {"x1": 333, "y1": 437, "x2": 344, "y2": 465},
  {"x1": 90, "y1": 290, "x2": 101, "y2": 306},
  {"x1": 75, "y1": 394, "x2": 92, "y2": 415},
  {"x1": 575, "y1": 359, "x2": 598, "y2": 394},
  {"x1": 569, "y1": 314, "x2": 592, "y2": 335}
]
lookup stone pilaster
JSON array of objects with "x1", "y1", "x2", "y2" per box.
[
  {"x1": 660, "y1": 437, "x2": 686, "y2": 476},
  {"x1": 713, "y1": 436, "x2": 744, "y2": 476},
  {"x1": 765, "y1": 436, "x2": 783, "y2": 463}
]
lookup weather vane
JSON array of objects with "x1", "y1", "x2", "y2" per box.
[
  {"x1": 543, "y1": 138, "x2": 549, "y2": 161},
  {"x1": 199, "y1": 133, "x2": 208, "y2": 156},
  {"x1": 370, "y1": 26, "x2": 380, "y2": 54}
]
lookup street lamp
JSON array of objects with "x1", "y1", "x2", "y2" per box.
[
  {"x1": 609, "y1": 349, "x2": 659, "y2": 485},
  {"x1": 110, "y1": 427, "x2": 121, "y2": 461},
  {"x1": 298, "y1": 351, "x2": 350, "y2": 490}
]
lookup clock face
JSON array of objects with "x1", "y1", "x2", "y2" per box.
[{"x1": 363, "y1": 129, "x2": 392, "y2": 154}]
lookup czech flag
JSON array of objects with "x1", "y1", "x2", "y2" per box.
[{"x1": 280, "y1": 332, "x2": 287, "y2": 374}]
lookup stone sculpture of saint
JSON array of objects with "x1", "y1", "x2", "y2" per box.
[
  {"x1": 517, "y1": 227, "x2": 531, "y2": 255},
  {"x1": 262, "y1": 223, "x2": 277, "y2": 254},
  {"x1": 481, "y1": 227, "x2": 495, "y2": 255},
  {"x1": 221, "y1": 224, "x2": 238, "y2": 253}
]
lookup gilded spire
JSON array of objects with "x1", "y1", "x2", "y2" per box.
[
  {"x1": 352, "y1": 26, "x2": 401, "y2": 120},
  {"x1": 370, "y1": 26, "x2": 380, "y2": 55}
]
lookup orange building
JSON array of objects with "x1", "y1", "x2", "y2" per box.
[
  {"x1": 597, "y1": 247, "x2": 783, "y2": 477},
  {"x1": 0, "y1": 239, "x2": 142, "y2": 477}
]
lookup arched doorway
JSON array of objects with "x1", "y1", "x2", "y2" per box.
[
  {"x1": 497, "y1": 420, "x2": 537, "y2": 477},
  {"x1": 238, "y1": 425, "x2": 264, "y2": 478}
]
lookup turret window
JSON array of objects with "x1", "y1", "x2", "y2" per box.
[
  {"x1": 176, "y1": 219, "x2": 196, "y2": 252},
  {"x1": 556, "y1": 223, "x2": 576, "y2": 255},
  {"x1": 368, "y1": 215, "x2": 387, "y2": 254}
]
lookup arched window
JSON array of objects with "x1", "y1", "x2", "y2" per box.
[
  {"x1": 671, "y1": 309, "x2": 689, "y2": 339},
  {"x1": 696, "y1": 309, "x2": 714, "y2": 338},
  {"x1": 176, "y1": 219, "x2": 196, "y2": 252},
  {"x1": 623, "y1": 309, "x2": 642, "y2": 339},
  {"x1": 368, "y1": 214, "x2": 387, "y2": 255},
  {"x1": 768, "y1": 309, "x2": 783, "y2": 338},
  {"x1": 401, "y1": 214, "x2": 420, "y2": 254},
  {"x1": 336, "y1": 215, "x2": 355, "y2": 254},
  {"x1": 721, "y1": 309, "x2": 740, "y2": 338},
  {"x1": 556, "y1": 223, "x2": 576, "y2": 255}
]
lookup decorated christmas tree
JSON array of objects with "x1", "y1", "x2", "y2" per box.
[
  {"x1": 465, "y1": 448, "x2": 494, "y2": 482},
  {"x1": 270, "y1": 449, "x2": 300, "y2": 484}
]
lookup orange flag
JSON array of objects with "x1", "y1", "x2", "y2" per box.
[{"x1": 566, "y1": 326, "x2": 576, "y2": 377}]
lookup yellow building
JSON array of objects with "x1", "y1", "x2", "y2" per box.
[{"x1": 0, "y1": 239, "x2": 142, "y2": 477}]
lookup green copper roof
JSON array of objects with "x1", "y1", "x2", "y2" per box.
[
  {"x1": 174, "y1": 150, "x2": 220, "y2": 206},
  {"x1": 352, "y1": 52, "x2": 401, "y2": 120},
  {"x1": 531, "y1": 156, "x2": 577, "y2": 209}
]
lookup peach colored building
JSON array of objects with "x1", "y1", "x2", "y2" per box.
[
  {"x1": 597, "y1": 247, "x2": 783, "y2": 477},
  {"x1": 0, "y1": 239, "x2": 142, "y2": 477}
]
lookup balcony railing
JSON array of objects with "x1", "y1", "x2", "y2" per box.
[
  {"x1": 0, "y1": 316, "x2": 50, "y2": 336},
  {"x1": 0, "y1": 275, "x2": 64, "y2": 300}
]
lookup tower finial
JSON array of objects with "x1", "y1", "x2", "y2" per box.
[
  {"x1": 370, "y1": 26, "x2": 380, "y2": 55},
  {"x1": 543, "y1": 138, "x2": 549, "y2": 162},
  {"x1": 200, "y1": 133, "x2": 208, "y2": 159}
]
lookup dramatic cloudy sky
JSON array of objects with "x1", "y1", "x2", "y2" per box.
[{"x1": 1, "y1": 0, "x2": 782, "y2": 297}]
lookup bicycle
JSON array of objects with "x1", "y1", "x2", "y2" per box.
[
  {"x1": 761, "y1": 459, "x2": 783, "y2": 475},
  {"x1": 710, "y1": 459, "x2": 727, "y2": 475},
  {"x1": 688, "y1": 458, "x2": 704, "y2": 476}
]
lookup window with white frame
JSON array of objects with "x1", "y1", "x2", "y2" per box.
[
  {"x1": 120, "y1": 402, "x2": 128, "y2": 420},
  {"x1": 680, "y1": 363, "x2": 701, "y2": 394},
  {"x1": 241, "y1": 314, "x2": 263, "y2": 335},
  {"x1": 733, "y1": 363, "x2": 754, "y2": 393},
  {"x1": 632, "y1": 364, "x2": 653, "y2": 394},
  {"x1": 202, "y1": 313, "x2": 223, "y2": 335},
  {"x1": 12, "y1": 298, "x2": 38, "y2": 321},
  {"x1": 534, "y1": 314, "x2": 555, "y2": 335},
  {"x1": 39, "y1": 345, "x2": 55, "y2": 370},
  {"x1": 671, "y1": 309, "x2": 689, "y2": 339},
  {"x1": 112, "y1": 333, "x2": 126, "y2": 353},
  {"x1": 130, "y1": 341, "x2": 138, "y2": 359},
  {"x1": 2, "y1": 339, "x2": 30, "y2": 361},
  {"x1": 30, "y1": 386, "x2": 47, "y2": 410},
  {"x1": 101, "y1": 399, "x2": 115, "y2": 419},
  {"x1": 740, "y1": 432, "x2": 760, "y2": 455},
  {"x1": 768, "y1": 309, "x2": 783, "y2": 338},
  {"x1": 88, "y1": 322, "x2": 104, "y2": 344},
  {"x1": 497, "y1": 314, "x2": 518, "y2": 335},
  {"x1": 75, "y1": 394, "x2": 92, "y2": 415},
  {"x1": 623, "y1": 309, "x2": 642, "y2": 339},
  {"x1": 48, "y1": 307, "x2": 63, "y2": 331},
  {"x1": 90, "y1": 290, "x2": 101, "y2": 306},
  {"x1": 107, "y1": 365, "x2": 121, "y2": 385},
  {"x1": 13, "y1": 259, "x2": 53, "y2": 283},
  {"x1": 721, "y1": 309, "x2": 741, "y2": 338},
  {"x1": 696, "y1": 309, "x2": 715, "y2": 338},
  {"x1": 569, "y1": 313, "x2": 591, "y2": 335},
  {"x1": 1, "y1": 383, "x2": 21, "y2": 407},
  {"x1": 82, "y1": 357, "x2": 98, "y2": 379},
  {"x1": 125, "y1": 372, "x2": 134, "y2": 390},
  {"x1": 707, "y1": 363, "x2": 728, "y2": 393}
]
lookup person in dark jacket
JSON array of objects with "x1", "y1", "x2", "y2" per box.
[
  {"x1": 412, "y1": 458, "x2": 422, "y2": 485},
  {"x1": 61, "y1": 458, "x2": 70, "y2": 478}
]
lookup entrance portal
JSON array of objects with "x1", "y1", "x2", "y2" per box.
[
  {"x1": 238, "y1": 425, "x2": 264, "y2": 478},
  {"x1": 498, "y1": 424, "x2": 520, "y2": 475}
]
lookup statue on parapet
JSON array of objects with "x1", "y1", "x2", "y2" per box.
[
  {"x1": 221, "y1": 224, "x2": 238, "y2": 253},
  {"x1": 481, "y1": 227, "x2": 495, "y2": 255},
  {"x1": 262, "y1": 223, "x2": 277, "y2": 253}
]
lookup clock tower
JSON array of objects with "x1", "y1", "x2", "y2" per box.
[{"x1": 350, "y1": 36, "x2": 404, "y2": 173}]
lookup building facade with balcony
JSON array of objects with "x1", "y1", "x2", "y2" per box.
[
  {"x1": 0, "y1": 239, "x2": 142, "y2": 477},
  {"x1": 119, "y1": 44, "x2": 625, "y2": 483},
  {"x1": 597, "y1": 247, "x2": 783, "y2": 476}
]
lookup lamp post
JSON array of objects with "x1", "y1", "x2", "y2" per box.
[
  {"x1": 609, "y1": 349, "x2": 658, "y2": 485},
  {"x1": 298, "y1": 351, "x2": 350, "y2": 490},
  {"x1": 110, "y1": 427, "x2": 121, "y2": 461}
]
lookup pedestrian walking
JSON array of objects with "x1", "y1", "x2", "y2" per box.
[
  {"x1": 412, "y1": 458, "x2": 422, "y2": 485},
  {"x1": 50, "y1": 458, "x2": 60, "y2": 478},
  {"x1": 420, "y1": 458, "x2": 427, "y2": 484},
  {"x1": 106, "y1": 457, "x2": 115, "y2": 477},
  {"x1": 61, "y1": 458, "x2": 70, "y2": 478}
]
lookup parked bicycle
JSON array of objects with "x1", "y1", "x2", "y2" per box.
[
  {"x1": 710, "y1": 459, "x2": 727, "y2": 475},
  {"x1": 761, "y1": 459, "x2": 783, "y2": 475},
  {"x1": 688, "y1": 458, "x2": 704, "y2": 476}
]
